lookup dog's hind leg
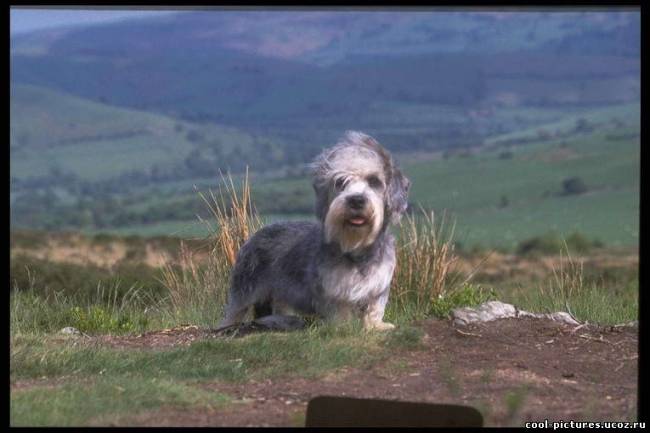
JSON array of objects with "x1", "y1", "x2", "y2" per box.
[
  {"x1": 218, "y1": 299, "x2": 250, "y2": 328},
  {"x1": 253, "y1": 301, "x2": 273, "y2": 319}
]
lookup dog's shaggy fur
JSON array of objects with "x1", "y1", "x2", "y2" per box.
[{"x1": 219, "y1": 131, "x2": 410, "y2": 330}]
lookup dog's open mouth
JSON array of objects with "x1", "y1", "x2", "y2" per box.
[{"x1": 346, "y1": 216, "x2": 368, "y2": 226}]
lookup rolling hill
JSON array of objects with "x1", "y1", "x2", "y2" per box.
[
  {"x1": 11, "y1": 11, "x2": 639, "y2": 142},
  {"x1": 10, "y1": 83, "x2": 293, "y2": 183},
  {"x1": 23, "y1": 102, "x2": 635, "y2": 249},
  {"x1": 11, "y1": 11, "x2": 639, "y2": 64},
  {"x1": 9, "y1": 10, "x2": 640, "y2": 247}
]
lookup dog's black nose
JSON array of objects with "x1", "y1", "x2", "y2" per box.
[{"x1": 346, "y1": 194, "x2": 367, "y2": 210}]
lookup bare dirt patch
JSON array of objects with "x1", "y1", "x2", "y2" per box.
[
  {"x1": 91, "y1": 325, "x2": 220, "y2": 349},
  {"x1": 90, "y1": 318, "x2": 637, "y2": 427}
]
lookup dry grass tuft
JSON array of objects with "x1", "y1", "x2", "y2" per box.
[
  {"x1": 391, "y1": 209, "x2": 465, "y2": 311},
  {"x1": 537, "y1": 242, "x2": 585, "y2": 318},
  {"x1": 161, "y1": 170, "x2": 262, "y2": 323},
  {"x1": 161, "y1": 176, "x2": 482, "y2": 324}
]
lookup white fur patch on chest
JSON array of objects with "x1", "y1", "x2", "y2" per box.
[{"x1": 321, "y1": 256, "x2": 395, "y2": 303}]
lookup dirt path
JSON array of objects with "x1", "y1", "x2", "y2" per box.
[{"x1": 90, "y1": 318, "x2": 637, "y2": 427}]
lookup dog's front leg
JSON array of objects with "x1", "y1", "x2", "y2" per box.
[
  {"x1": 319, "y1": 300, "x2": 355, "y2": 323},
  {"x1": 362, "y1": 291, "x2": 394, "y2": 331}
]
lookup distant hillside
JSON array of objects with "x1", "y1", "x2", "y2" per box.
[
  {"x1": 9, "y1": 10, "x2": 641, "y2": 239},
  {"x1": 11, "y1": 11, "x2": 639, "y2": 64},
  {"x1": 11, "y1": 100, "x2": 639, "y2": 245},
  {"x1": 10, "y1": 83, "x2": 294, "y2": 183},
  {"x1": 10, "y1": 11, "x2": 639, "y2": 133}
]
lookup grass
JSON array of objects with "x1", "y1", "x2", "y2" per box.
[
  {"x1": 405, "y1": 123, "x2": 639, "y2": 249},
  {"x1": 10, "y1": 83, "x2": 283, "y2": 182},
  {"x1": 11, "y1": 376, "x2": 230, "y2": 427},
  {"x1": 9, "y1": 172, "x2": 638, "y2": 425},
  {"x1": 84, "y1": 108, "x2": 639, "y2": 251},
  {"x1": 484, "y1": 103, "x2": 639, "y2": 146},
  {"x1": 159, "y1": 171, "x2": 263, "y2": 325},
  {"x1": 499, "y1": 245, "x2": 638, "y2": 325},
  {"x1": 11, "y1": 321, "x2": 394, "y2": 383},
  {"x1": 10, "y1": 172, "x2": 487, "y2": 425},
  {"x1": 9, "y1": 320, "x2": 405, "y2": 426},
  {"x1": 503, "y1": 385, "x2": 530, "y2": 427},
  {"x1": 156, "y1": 173, "x2": 491, "y2": 326}
]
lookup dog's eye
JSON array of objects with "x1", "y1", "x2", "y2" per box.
[
  {"x1": 367, "y1": 175, "x2": 383, "y2": 190},
  {"x1": 334, "y1": 178, "x2": 346, "y2": 191}
]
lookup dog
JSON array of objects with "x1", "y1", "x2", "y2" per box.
[{"x1": 218, "y1": 131, "x2": 410, "y2": 330}]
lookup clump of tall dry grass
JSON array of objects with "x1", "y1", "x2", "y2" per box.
[
  {"x1": 390, "y1": 209, "x2": 467, "y2": 314},
  {"x1": 516, "y1": 241, "x2": 637, "y2": 325},
  {"x1": 536, "y1": 242, "x2": 585, "y2": 318},
  {"x1": 161, "y1": 171, "x2": 262, "y2": 323},
  {"x1": 162, "y1": 173, "x2": 485, "y2": 325}
]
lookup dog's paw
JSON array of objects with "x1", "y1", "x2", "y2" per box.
[{"x1": 365, "y1": 321, "x2": 396, "y2": 331}]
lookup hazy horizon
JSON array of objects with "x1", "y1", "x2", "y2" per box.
[{"x1": 10, "y1": 8, "x2": 181, "y2": 35}]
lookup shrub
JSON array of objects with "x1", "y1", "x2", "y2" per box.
[
  {"x1": 574, "y1": 118, "x2": 594, "y2": 134},
  {"x1": 517, "y1": 231, "x2": 603, "y2": 256},
  {"x1": 160, "y1": 170, "x2": 263, "y2": 324},
  {"x1": 68, "y1": 305, "x2": 147, "y2": 334},
  {"x1": 561, "y1": 177, "x2": 588, "y2": 196},
  {"x1": 389, "y1": 209, "x2": 488, "y2": 319},
  {"x1": 391, "y1": 210, "x2": 460, "y2": 310},
  {"x1": 429, "y1": 283, "x2": 496, "y2": 319},
  {"x1": 516, "y1": 232, "x2": 563, "y2": 256},
  {"x1": 519, "y1": 247, "x2": 638, "y2": 325},
  {"x1": 565, "y1": 232, "x2": 603, "y2": 253}
]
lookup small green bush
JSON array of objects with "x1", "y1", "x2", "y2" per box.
[
  {"x1": 516, "y1": 232, "x2": 603, "y2": 256},
  {"x1": 68, "y1": 305, "x2": 143, "y2": 334},
  {"x1": 430, "y1": 283, "x2": 496, "y2": 319},
  {"x1": 565, "y1": 232, "x2": 603, "y2": 253},
  {"x1": 561, "y1": 177, "x2": 588, "y2": 196},
  {"x1": 516, "y1": 233, "x2": 563, "y2": 256}
]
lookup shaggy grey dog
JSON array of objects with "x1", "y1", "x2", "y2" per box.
[{"x1": 219, "y1": 131, "x2": 410, "y2": 330}]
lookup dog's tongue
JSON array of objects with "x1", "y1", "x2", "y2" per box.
[{"x1": 348, "y1": 217, "x2": 366, "y2": 226}]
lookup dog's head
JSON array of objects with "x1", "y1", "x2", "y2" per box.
[{"x1": 311, "y1": 131, "x2": 411, "y2": 253}]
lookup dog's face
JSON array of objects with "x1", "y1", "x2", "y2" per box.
[{"x1": 312, "y1": 131, "x2": 411, "y2": 253}]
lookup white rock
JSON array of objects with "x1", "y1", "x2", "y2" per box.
[
  {"x1": 60, "y1": 327, "x2": 81, "y2": 335},
  {"x1": 452, "y1": 301, "x2": 580, "y2": 326},
  {"x1": 452, "y1": 301, "x2": 517, "y2": 326},
  {"x1": 545, "y1": 311, "x2": 580, "y2": 325}
]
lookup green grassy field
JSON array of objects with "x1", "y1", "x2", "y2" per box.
[
  {"x1": 86, "y1": 106, "x2": 639, "y2": 250},
  {"x1": 406, "y1": 121, "x2": 639, "y2": 249},
  {"x1": 484, "y1": 102, "x2": 639, "y2": 145},
  {"x1": 10, "y1": 83, "x2": 287, "y2": 181},
  {"x1": 10, "y1": 316, "x2": 419, "y2": 426},
  {"x1": 10, "y1": 80, "x2": 640, "y2": 253},
  {"x1": 9, "y1": 225, "x2": 638, "y2": 426},
  {"x1": 10, "y1": 172, "x2": 638, "y2": 426}
]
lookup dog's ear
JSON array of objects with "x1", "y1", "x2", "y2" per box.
[
  {"x1": 310, "y1": 154, "x2": 331, "y2": 221},
  {"x1": 386, "y1": 165, "x2": 411, "y2": 224},
  {"x1": 313, "y1": 179, "x2": 329, "y2": 221}
]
